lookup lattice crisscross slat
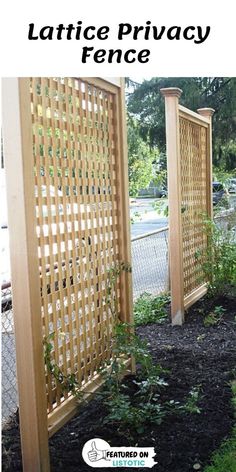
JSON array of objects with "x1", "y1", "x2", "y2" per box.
[
  {"x1": 179, "y1": 116, "x2": 208, "y2": 298},
  {"x1": 30, "y1": 77, "x2": 121, "y2": 413}
]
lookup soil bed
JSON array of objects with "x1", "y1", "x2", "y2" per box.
[{"x1": 2, "y1": 295, "x2": 236, "y2": 472}]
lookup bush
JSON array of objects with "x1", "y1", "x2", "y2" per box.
[
  {"x1": 134, "y1": 292, "x2": 170, "y2": 326},
  {"x1": 196, "y1": 216, "x2": 236, "y2": 298}
]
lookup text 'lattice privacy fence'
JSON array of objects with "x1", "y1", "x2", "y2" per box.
[
  {"x1": 161, "y1": 88, "x2": 214, "y2": 325},
  {"x1": 2, "y1": 77, "x2": 132, "y2": 472}
]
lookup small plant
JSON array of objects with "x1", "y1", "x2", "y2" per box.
[
  {"x1": 165, "y1": 385, "x2": 202, "y2": 416},
  {"x1": 43, "y1": 332, "x2": 81, "y2": 397},
  {"x1": 214, "y1": 306, "x2": 226, "y2": 317},
  {"x1": 134, "y1": 292, "x2": 170, "y2": 326},
  {"x1": 100, "y1": 321, "x2": 167, "y2": 393},
  {"x1": 204, "y1": 306, "x2": 226, "y2": 327},
  {"x1": 130, "y1": 211, "x2": 142, "y2": 225},
  {"x1": 103, "y1": 394, "x2": 167, "y2": 437},
  {"x1": 105, "y1": 261, "x2": 132, "y2": 321},
  {"x1": 101, "y1": 322, "x2": 171, "y2": 438},
  {"x1": 197, "y1": 333, "x2": 206, "y2": 342},
  {"x1": 152, "y1": 199, "x2": 168, "y2": 217},
  {"x1": 182, "y1": 386, "x2": 202, "y2": 414}
]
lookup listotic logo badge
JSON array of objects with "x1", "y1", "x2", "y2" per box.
[{"x1": 82, "y1": 438, "x2": 157, "y2": 468}]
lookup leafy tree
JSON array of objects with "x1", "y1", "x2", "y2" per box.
[
  {"x1": 127, "y1": 114, "x2": 154, "y2": 196},
  {"x1": 127, "y1": 77, "x2": 236, "y2": 172}
]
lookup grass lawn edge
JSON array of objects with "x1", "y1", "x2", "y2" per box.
[{"x1": 203, "y1": 381, "x2": 236, "y2": 472}]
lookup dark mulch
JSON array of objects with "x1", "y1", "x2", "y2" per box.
[{"x1": 2, "y1": 295, "x2": 236, "y2": 472}]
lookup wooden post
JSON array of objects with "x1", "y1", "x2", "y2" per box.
[
  {"x1": 160, "y1": 88, "x2": 184, "y2": 325},
  {"x1": 115, "y1": 79, "x2": 133, "y2": 325},
  {"x1": 115, "y1": 79, "x2": 134, "y2": 373},
  {"x1": 2, "y1": 78, "x2": 50, "y2": 471},
  {"x1": 197, "y1": 108, "x2": 215, "y2": 219}
]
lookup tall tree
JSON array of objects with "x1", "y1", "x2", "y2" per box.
[{"x1": 127, "y1": 77, "x2": 236, "y2": 171}]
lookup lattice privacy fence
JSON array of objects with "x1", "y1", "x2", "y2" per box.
[
  {"x1": 31, "y1": 77, "x2": 126, "y2": 416},
  {"x1": 179, "y1": 109, "x2": 209, "y2": 301},
  {"x1": 161, "y1": 88, "x2": 214, "y2": 325},
  {"x1": 2, "y1": 77, "x2": 132, "y2": 471}
]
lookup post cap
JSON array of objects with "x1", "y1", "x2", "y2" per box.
[
  {"x1": 160, "y1": 87, "x2": 183, "y2": 98},
  {"x1": 197, "y1": 108, "x2": 215, "y2": 118}
]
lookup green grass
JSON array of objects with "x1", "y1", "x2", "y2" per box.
[
  {"x1": 203, "y1": 428, "x2": 236, "y2": 472},
  {"x1": 133, "y1": 292, "x2": 170, "y2": 326},
  {"x1": 203, "y1": 381, "x2": 236, "y2": 472}
]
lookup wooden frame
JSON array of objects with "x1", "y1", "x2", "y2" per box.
[
  {"x1": 115, "y1": 78, "x2": 133, "y2": 323},
  {"x1": 161, "y1": 88, "x2": 214, "y2": 325},
  {"x1": 2, "y1": 77, "x2": 132, "y2": 471},
  {"x1": 2, "y1": 78, "x2": 50, "y2": 471}
]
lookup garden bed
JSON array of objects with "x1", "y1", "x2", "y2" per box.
[{"x1": 2, "y1": 294, "x2": 236, "y2": 472}]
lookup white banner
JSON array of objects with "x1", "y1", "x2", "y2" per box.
[
  {"x1": 1, "y1": 0, "x2": 236, "y2": 76},
  {"x1": 82, "y1": 438, "x2": 157, "y2": 468}
]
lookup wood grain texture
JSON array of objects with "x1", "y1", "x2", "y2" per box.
[
  {"x1": 29, "y1": 77, "x2": 132, "y2": 423},
  {"x1": 161, "y1": 88, "x2": 184, "y2": 325},
  {"x1": 2, "y1": 78, "x2": 50, "y2": 471}
]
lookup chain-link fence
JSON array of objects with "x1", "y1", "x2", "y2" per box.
[
  {"x1": 214, "y1": 208, "x2": 236, "y2": 236},
  {"x1": 131, "y1": 209, "x2": 236, "y2": 301},
  {"x1": 131, "y1": 227, "x2": 169, "y2": 299},
  {"x1": 1, "y1": 282, "x2": 18, "y2": 425}
]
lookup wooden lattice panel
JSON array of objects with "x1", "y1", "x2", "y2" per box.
[
  {"x1": 179, "y1": 116, "x2": 208, "y2": 298},
  {"x1": 30, "y1": 77, "x2": 120, "y2": 412}
]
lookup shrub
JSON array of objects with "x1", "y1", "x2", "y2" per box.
[
  {"x1": 101, "y1": 323, "x2": 200, "y2": 440},
  {"x1": 134, "y1": 292, "x2": 170, "y2": 326},
  {"x1": 195, "y1": 216, "x2": 236, "y2": 298},
  {"x1": 204, "y1": 306, "x2": 226, "y2": 327}
]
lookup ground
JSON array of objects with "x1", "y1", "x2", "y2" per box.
[{"x1": 2, "y1": 294, "x2": 236, "y2": 472}]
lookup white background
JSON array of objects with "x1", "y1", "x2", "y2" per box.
[{"x1": 0, "y1": 0, "x2": 236, "y2": 77}]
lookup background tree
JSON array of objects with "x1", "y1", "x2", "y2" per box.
[
  {"x1": 127, "y1": 114, "x2": 155, "y2": 196},
  {"x1": 127, "y1": 77, "x2": 236, "y2": 173}
]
